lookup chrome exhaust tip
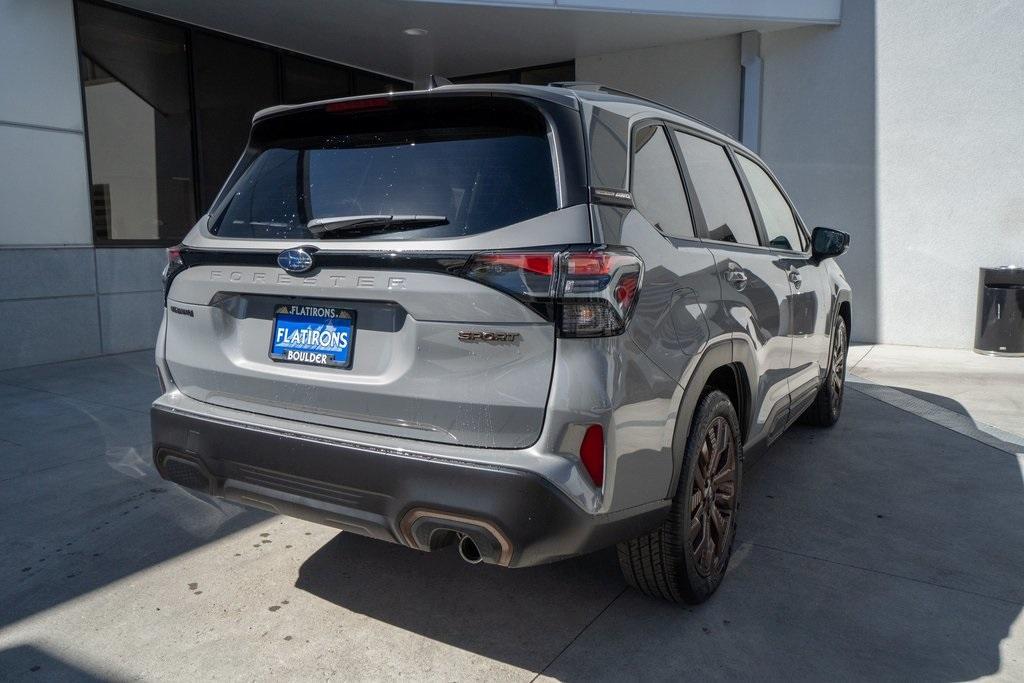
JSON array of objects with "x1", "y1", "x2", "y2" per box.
[{"x1": 458, "y1": 534, "x2": 483, "y2": 564}]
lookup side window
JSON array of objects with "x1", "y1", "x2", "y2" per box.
[
  {"x1": 673, "y1": 131, "x2": 759, "y2": 246},
  {"x1": 630, "y1": 125, "x2": 694, "y2": 239},
  {"x1": 737, "y1": 156, "x2": 805, "y2": 251}
]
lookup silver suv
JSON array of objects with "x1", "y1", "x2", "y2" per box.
[{"x1": 153, "y1": 83, "x2": 851, "y2": 604}]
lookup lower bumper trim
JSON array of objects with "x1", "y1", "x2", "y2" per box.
[{"x1": 151, "y1": 404, "x2": 670, "y2": 567}]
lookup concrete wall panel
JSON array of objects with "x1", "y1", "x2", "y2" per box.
[
  {"x1": 99, "y1": 291, "x2": 165, "y2": 354},
  {"x1": 0, "y1": 0, "x2": 84, "y2": 132},
  {"x1": 95, "y1": 248, "x2": 166, "y2": 294},
  {"x1": 0, "y1": 296, "x2": 102, "y2": 369},
  {"x1": 0, "y1": 247, "x2": 96, "y2": 300},
  {"x1": 0, "y1": 125, "x2": 92, "y2": 246}
]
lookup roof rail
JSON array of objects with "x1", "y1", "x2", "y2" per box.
[{"x1": 548, "y1": 81, "x2": 735, "y2": 141}]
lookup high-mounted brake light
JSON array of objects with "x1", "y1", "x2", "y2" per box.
[
  {"x1": 324, "y1": 97, "x2": 393, "y2": 113},
  {"x1": 463, "y1": 246, "x2": 643, "y2": 337}
]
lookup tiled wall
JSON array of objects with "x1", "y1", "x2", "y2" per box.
[{"x1": 0, "y1": 247, "x2": 164, "y2": 369}]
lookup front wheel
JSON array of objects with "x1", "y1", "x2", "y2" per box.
[
  {"x1": 617, "y1": 390, "x2": 742, "y2": 604},
  {"x1": 802, "y1": 315, "x2": 849, "y2": 427}
]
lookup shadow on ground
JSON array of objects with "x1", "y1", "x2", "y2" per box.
[
  {"x1": 296, "y1": 388, "x2": 1024, "y2": 681},
  {"x1": 0, "y1": 352, "x2": 268, "y2": 630},
  {"x1": 0, "y1": 645, "x2": 107, "y2": 682},
  {"x1": 2, "y1": 351, "x2": 1021, "y2": 680}
]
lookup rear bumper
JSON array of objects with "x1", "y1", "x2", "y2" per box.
[{"x1": 150, "y1": 402, "x2": 669, "y2": 567}]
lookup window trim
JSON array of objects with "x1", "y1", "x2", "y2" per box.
[
  {"x1": 626, "y1": 119, "x2": 701, "y2": 245},
  {"x1": 75, "y1": 0, "x2": 413, "y2": 246},
  {"x1": 732, "y1": 148, "x2": 812, "y2": 255}
]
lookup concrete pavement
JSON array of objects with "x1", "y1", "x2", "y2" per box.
[{"x1": 0, "y1": 348, "x2": 1022, "y2": 680}]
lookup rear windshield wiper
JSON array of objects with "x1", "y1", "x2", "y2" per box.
[{"x1": 307, "y1": 215, "x2": 448, "y2": 238}]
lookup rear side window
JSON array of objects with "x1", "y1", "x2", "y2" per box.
[
  {"x1": 673, "y1": 132, "x2": 759, "y2": 246},
  {"x1": 211, "y1": 98, "x2": 557, "y2": 240},
  {"x1": 630, "y1": 125, "x2": 694, "y2": 239},
  {"x1": 736, "y1": 155, "x2": 805, "y2": 251}
]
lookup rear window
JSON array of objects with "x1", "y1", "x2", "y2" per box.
[{"x1": 210, "y1": 97, "x2": 558, "y2": 240}]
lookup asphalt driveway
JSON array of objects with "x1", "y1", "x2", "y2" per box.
[{"x1": 0, "y1": 350, "x2": 1022, "y2": 680}]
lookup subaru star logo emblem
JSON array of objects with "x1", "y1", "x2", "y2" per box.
[{"x1": 278, "y1": 248, "x2": 314, "y2": 274}]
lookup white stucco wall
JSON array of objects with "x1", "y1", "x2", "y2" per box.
[
  {"x1": 576, "y1": 35, "x2": 742, "y2": 138},
  {"x1": 759, "y1": 0, "x2": 878, "y2": 342},
  {"x1": 0, "y1": 0, "x2": 91, "y2": 247},
  {"x1": 873, "y1": 0, "x2": 1024, "y2": 348},
  {"x1": 583, "y1": 1, "x2": 1023, "y2": 349}
]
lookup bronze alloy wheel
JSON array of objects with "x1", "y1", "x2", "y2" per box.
[
  {"x1": 689, "y1": 415, "x2": 738, "y2": 577},
  {"x1": 829, "y1": 319, "x2": 848, "y2": 417}
]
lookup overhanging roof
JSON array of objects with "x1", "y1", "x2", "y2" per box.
[{"x1": 110, "y1": 0, "x2": 841, "y2": 80}]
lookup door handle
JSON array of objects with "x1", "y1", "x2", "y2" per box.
[{"x1": 725, "y1": 269, "x2": 748, "y2": 290}]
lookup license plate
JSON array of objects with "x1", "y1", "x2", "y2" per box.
[{"x1": 269, "y1": 304, "x2": 355, "y2": 368}]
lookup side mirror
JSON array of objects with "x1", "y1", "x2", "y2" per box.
[{"x1": 811, "y1": 227, "x2": 850, "y2": 261}]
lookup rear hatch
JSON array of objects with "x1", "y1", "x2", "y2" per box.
[{"x1": 163, "y1": 92, "x2": 590, "y2": 448}]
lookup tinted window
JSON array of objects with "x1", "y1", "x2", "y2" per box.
[
  {"x1": 674, "y1": 132, "x2": 759, "y2": 246},
  {"x1": 631, "y1": 126, "x2": 693, "y2": 238},
  {"x1": 283, "y1": 55, "x2": 351, "y2": 104},
  {"x1": 193, "y1": 33, "x2": 278, "y2": 210},
  {"x1": 212, "y1": 99, "x2": 557, "y2": 240},
  {"x1": 737, "y1": 156, "x2": 804, "y2": 251},
  {"x1": 451, "y1": 61, "x2": 573, "y2": 85},
  {"x1": 78, "y1": 1, "x2": 195, "y2": 240}
]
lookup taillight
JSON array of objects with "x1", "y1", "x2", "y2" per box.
[
  {"x1": 162, "y1": 244, "x2": 185, "y2": 291},
  {"x1": 463, "y1": 246, "x2": 643, "y2": 337},
  {"x1": 559, "y1": 249, "x2": 642, "y2": 337},
  {"x1": 579, "y1": 424, "x2": 605, "y2": 487}
]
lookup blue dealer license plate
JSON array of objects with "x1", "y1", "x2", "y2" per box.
[{"x1": 270, "y1": 304, "x2": 355, "y2": 368}]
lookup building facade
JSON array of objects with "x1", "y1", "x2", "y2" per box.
[{"x1": 1, "y1": 0, "x2": 1021, "y2": 369}]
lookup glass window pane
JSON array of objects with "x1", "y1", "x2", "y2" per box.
[
  {"x1": 451, "y1": 71, "x2": 516, "y2": 84},
  {"x1": 193, "y1": 32, "x2": 278, "y2": 211},
  {"x1": 283, "y1": 55, "x2": 351, "y2": 104},
  {"x1": 631, "y1": 126, "x2": 693, "y2": 239},
  {"x1": 674, "y1": 132, "x2": 759, "y2": 246},
  {"x1": 737, "y1": 156, "x2": 804, "y2": 251},
  {"x1": 212, "y1": 98, "x2": 557, "y2": 241},
  {"x1": 519, "y1": 63, "x2": 574, "y2": 85},
  {"x1": 353, "y1": 71, "x2": 399, "y2": 95},
  {"x1": 78, "y1": 1, "x2": 195, "y2": 240}
]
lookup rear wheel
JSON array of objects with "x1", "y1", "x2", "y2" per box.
[
  {"x1": 802, "y1": 315, "x2": 848, "y2": 427},
  {"x1": 617, "y1": 390, "x2": 742, "y2": 604}
]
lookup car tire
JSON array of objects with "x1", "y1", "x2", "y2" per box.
[
  {"x1": 802, "y1": 315, "x2": 849, "y2": 428},
  {"x1": 617, "y1": 389, "x2": 742, "y2": 604}
]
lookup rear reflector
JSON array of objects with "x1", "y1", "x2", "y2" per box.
[{"x1": 579, "y1": 424, "x2": 605, "y2": 487}]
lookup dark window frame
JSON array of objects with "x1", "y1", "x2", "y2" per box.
[{"x1": 74, "y1": 0, "x2": 412, "y2": 247}]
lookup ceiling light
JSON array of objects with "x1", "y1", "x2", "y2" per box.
[{"x1": 403, "y1": 28, "x2": 428, "y2": 36}]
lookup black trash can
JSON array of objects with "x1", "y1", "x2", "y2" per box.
[{"x1": 975, "y1": 266, "x2": 1024, "y2": 356}]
